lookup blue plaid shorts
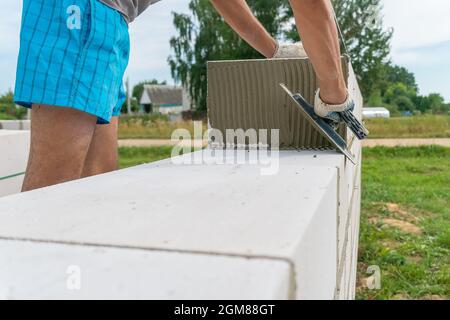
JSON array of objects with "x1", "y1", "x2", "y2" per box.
[{"x1": 14, "y1": 0, "x2": 130, "y2": 124}]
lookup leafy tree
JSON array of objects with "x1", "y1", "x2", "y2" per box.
[
  {"x1": 426, "y1": 93, "x2": 446, "y2": 113},
  {"x1": 286, "y1": 0, "x2": 392, "y2": 97},
  {"x1": 383, "y1": 82, "x2": 416, "y2": 105},
  {"x1": 382, "y1": 64, "x2": 418, "y2": 93},
  {"x1": 0, "y1": 90, "x2": 27, "y2": 120},
  {"x1": 377, "y1": 79, "x2": 449, "y2": 115},
  {"x1": 331, "y1": 0, "x2": 393, "y2": 97},
  {"x1": 413, "y1": 93, "x2": 448, "y2": 114},
  {"x1": 392, "y1": 95, "x2": 415, "y2": 113},
  {"x1": 412, "y1": 95, "x2": 432, "y2": 114},
  {"x1": 0, "y1": 90, "x2": 14, "y2": 103}
]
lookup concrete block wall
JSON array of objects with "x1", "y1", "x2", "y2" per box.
[
  {"x1": 0, "y1": 130, "x2": 30, "y2": 197},
  {"x1": 0, "y1": 150, "x2": 360, "y2": 299}
]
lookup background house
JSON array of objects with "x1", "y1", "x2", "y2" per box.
[{"x1": 139, "y1": 85, "x2": 191, "y2": 115}]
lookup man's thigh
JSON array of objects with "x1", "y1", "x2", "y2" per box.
[
  {"x1": 22, "y1": 104, "x2": 97, "y2": 191},
  {"x1": 81, "y1": 117, "x2": 119, "y2": 178}
]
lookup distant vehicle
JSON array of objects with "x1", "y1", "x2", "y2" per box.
[
  {"x1": 362, "y1": 107, "x2": 390, "y2": 119},
  {"x1": 401, "y1": 111, "x2": 413, "y2": 117}
]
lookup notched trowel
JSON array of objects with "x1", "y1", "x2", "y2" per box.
[{"x1": 280, "y1": 83, "x2": 357, "y2": 164}]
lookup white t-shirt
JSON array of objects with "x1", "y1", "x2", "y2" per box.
[{"x1": 99, "y1": 0, "x2": 161, "y2": 23}]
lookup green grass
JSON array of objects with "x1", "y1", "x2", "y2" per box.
[
  {"x1": 0, "y1": 113, "x2": 16, "y2": 120},
  {"x1": 357, "y1": 146, "x2": 449, "y2": 300},
  {"x1": 365, "y1": 115, "x2": 450, "y2": 139},
  {"x1": 119, "y1": 146, "x2": 174, "y2": 168},
  {"x1": 118, "y1": 145, "x2": 450, "y2": 300}
]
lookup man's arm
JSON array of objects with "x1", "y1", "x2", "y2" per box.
[
  {"x1": 210, "y1": 0, "x2": 277, "y2": 58},
  {"x1": 289, "y1": 0, "x2": 347, "y2": 104}
]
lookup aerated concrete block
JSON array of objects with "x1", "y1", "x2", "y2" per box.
[
  {"x1": 0, "y1": 150, "x2": 341, "y2": 299},
  {"x1": 0, "y1": 240, "x2": 292, "y2": 300},
  {"x1": 207, "y1": 57, "x2": 363, "y2": 150}
]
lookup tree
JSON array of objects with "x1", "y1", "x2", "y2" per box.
[
  {"x1": 426, "y1": 93, "x2": 446, "y2": 113},
  {"x1": 382, "y1": 64, "x2": 418, "y2": 93},
  {"x1": 413, "y1": 93, "x2": 448, "y2": 114},
  {"x1": 169, "y1": 0, "x2": 288, "y2": 111},
  {"x1": 284, "y1": 0, "x2": 392, "y2": 97},
  {"x1": 392, "y1": 95, "x2": 415, "y2": 113},
  {"x1": 383, "y1": 82, "x2": 416, "y2": 104},
  {"x1": 0, "y1": 90, "x2": 14, "y2": 104},
  {"x1": 0, "y1": 90, "x2": 15, "y2": 116},
  {"x1": 330, "y1": 0, "x2": 393, "y2": 97},
  {"x1": 0, "y1": 90, "x2": 27, "y2": 120}
]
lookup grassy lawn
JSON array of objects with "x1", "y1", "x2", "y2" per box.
[
  {"x1": 365, "y1": 115, "x2": 450, "y2": 139},
  {"x1": 119, "y1": 146, "x2": 174, "y2": 168},
  {"x1": 117, "y1": 115, "x2": 449, "y2": 140},
  {"x1": 118, "y1": 145, "x2": 449, "y2": 300},
  {"x1": 358, "y1": 146, "x2": 449, "y2": 300}
]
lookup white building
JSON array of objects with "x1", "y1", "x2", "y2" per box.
[
  {"x1": 362, "y1": 107, "x2": 390, "y2": 119},
  {"x1": 139, "y1": 85, "x2": 191, "y2": 115}
]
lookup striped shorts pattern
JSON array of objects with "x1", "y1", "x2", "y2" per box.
[{"x1": 14, "y1": 0, "x2": 130, "y2": 124}]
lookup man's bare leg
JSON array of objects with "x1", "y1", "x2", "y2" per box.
[
  {"x1": 22, "y1": 105, "x2": 97, "y2": 192},
  {"x1": 81, "y1": 117, "x2": 119, "y2": 178},
  {"x1": 289, "y1": 0, "x2": 347, "y2": 105}
]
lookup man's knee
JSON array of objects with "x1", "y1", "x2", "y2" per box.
[
  {"x1": 81, "y1": 157, "x2": 118, "y2": 178},
  {"x1": 81, "y1": 118, "x2": 119, "y2": 178},
  {"x1": 22, "y1": 105, "x2": 97, "y2": 191}
]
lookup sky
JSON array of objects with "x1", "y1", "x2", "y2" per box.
[{"x1": 1, "y1": 0, "x2": 449, "y2": 101}]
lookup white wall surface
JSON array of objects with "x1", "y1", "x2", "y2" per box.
[
  {"x1": 0, "y1": 130, "x2": 29, "y2": 197},
  {"x1": 0, "y1": 240, "x2": 291, "y2": 300},
  {"x1": 0, "y1": 150, "x2": 355, "y2": 300}
]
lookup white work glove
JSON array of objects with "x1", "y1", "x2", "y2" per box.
[
  {"x1": 271, "y1": 42, "x2": 308, "y2": 59},
  {"x1": 314, "y1": 89, "x2": 353, "y2": 115}
]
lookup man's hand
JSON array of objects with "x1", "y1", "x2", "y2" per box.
[{"x1": 271, "y1": 42, "x2": 308, "y2": 59}]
